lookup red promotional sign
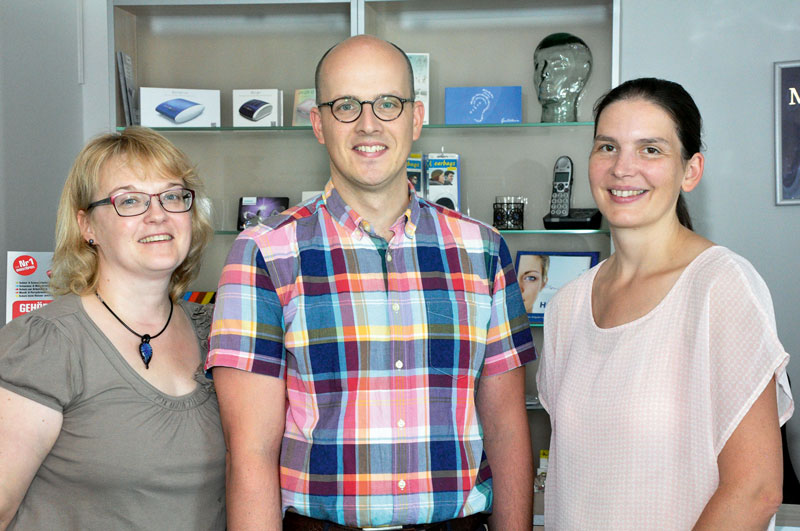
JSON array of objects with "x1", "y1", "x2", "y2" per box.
[
  {"x1": 13, "y1": 255, "x2": 38, "y2": 276},
  {"x1": 7, "y1": 251, "x2": 54, "y2": 323},
  {"x1": 12, "y1": 300, "x2": 50, "y2": 319}
]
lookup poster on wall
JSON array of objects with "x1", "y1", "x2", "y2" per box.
[
  {"x1": 515, "y1": 250, "x2": 599, "y2": 324},
  {"x1": 6, "y1": 251, "x2": 53, "y2": 323},
  {"x1": 775, "y1": 60, "x2": 800, "y2": 205}
]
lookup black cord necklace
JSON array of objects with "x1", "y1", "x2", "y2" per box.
[{"x1": 95, "y1": 292, "x2": 173, "y2": 369}]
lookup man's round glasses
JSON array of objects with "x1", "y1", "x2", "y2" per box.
[
  {"x1": 87, "y1": 188, "x2": 195, "y2": 217},
  {"x1": 318, "y1": 95, "x2": 414, "y2": 123}
]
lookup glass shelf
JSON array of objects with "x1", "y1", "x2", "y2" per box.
[
  {"x1": 117, "y1": 121, "x2": 592, "y2": 133},
  {"x1": 500, "y1": 229, "x2": 609, "y2": 235},
  {"x1": 423, "y1": 121, "x2": 593, "y2": 129},
  {"x1": 117, "y1": 126, "x2": 313, "y2": 132},
  {"x1": 215, "y1": 228, "x2": 610, "y2": 236}
]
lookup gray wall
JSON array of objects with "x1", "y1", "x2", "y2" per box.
[
  {"x1": 618, "y1": 0, "x2": 800, "y2": 389},
  {"x1": 0, "y1": 0, "x2": 84, "y2": 319},
  {"x1": 619, "y1": 0, "x2": 800, "y2": 472}
]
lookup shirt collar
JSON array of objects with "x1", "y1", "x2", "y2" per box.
[{"x1": 322, "y1": 179, "x2": 420, "y2": 241}]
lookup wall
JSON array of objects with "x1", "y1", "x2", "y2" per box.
[
  {"x1": 619, "y1": 0, "x2": 800, "y2": 464},
  {"x1": 0, "y1": 0, "x2": 84, "y2": 320}
]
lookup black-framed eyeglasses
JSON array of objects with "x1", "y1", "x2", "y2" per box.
[
  {"x1": 87, "y1": 188, "x2": 195, "y2": 217},
  {"x1": 318, "y1": 95, "x2": 414, "y2": 123}
]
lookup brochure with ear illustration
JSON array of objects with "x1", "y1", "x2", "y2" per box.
[{"x1": 445, "y1": 86, "x2": 522, "y2": 125}]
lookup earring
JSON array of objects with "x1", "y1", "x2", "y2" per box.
[{"x1": 88, "y1": 239, "x2": 94, "y2": 246}]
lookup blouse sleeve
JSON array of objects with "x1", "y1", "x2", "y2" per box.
[
  {"x1": 707, "y1": 256, "x2": 793, "y2": 455},
  {"x1": 182, "y1": 300, "x2": 214, "y2": 355},
  {"x1": 0, "y1": 314, "x2": 81, "y2": 412},
  {"x1": 181, "y1": 300, "x2": 216, "y2": 389}
]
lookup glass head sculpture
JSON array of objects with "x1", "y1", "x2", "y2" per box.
[{"x1": 534, "y1": 33, "x2": 593, "y2": 123}]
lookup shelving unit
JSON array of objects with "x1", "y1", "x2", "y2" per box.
[
  {"x1": 109, "y1": 0, "x2": 617, "y2": 243},
  {"x1": 108, "y1": 0, "x2": 619, "y2": 484}
]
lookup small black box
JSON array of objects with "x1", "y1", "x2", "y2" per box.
[{"x1": 543, "y1": 208, "x2": 602, "y2": 230}]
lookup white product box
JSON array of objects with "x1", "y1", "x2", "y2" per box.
[
  {"x1": 407, "y1": 53, "x2": 429, "y2": 125},
  {"x1": 232, "y1": 89, "x2": 283, "y2": 127},
  {"x1": 140, "y1": 87, "x2": 221, "y2": 128}
]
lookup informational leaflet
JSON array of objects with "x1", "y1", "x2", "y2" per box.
[{"x1": 6, "y1": 251, "x2": 53, "y2": 323}]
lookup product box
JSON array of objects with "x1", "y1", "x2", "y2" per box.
[
  {"x1": 424, "y1": 152, "x2": 460, "y2": 211},
  {"x1": 237, "y1": 196, "x2": 290, "y2": 231},
  {"x1": 444, "y1": 86, "x2": 522, "y2": 125},
  {"x1": 407, "y1": 153, "x2": 425, "y2": 196},
  {"x1": 140, "y1": 87, "x2": 221, "y2": 127},
  {"x1": 232, "y1": 89, "x2": 283, "y2": 127},
  {"x1": 407, "y1": 53, "x2": 430, "y2": 125},
  {"x1": 292, "y1": 88, "x2": 317, "y2": 126}
]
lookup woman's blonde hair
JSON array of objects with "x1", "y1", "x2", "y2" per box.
[{"x1": 49, "y1": 127, "x2": 213, "y2": 301}]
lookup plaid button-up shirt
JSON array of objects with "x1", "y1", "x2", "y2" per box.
[{"x1": 206, "y1": 181, "x2": 535, "y2": 527}]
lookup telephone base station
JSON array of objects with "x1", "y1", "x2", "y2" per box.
[{"x1": 543, "y1": 208, "x2": 602, "y2": 230}]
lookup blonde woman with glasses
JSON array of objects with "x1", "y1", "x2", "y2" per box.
[{"x1": 0, "y1": 127, "x2": 225, "y2": 530}]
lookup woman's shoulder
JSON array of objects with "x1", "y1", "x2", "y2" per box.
[
  {"x1": 687, "y1": 246, "x2": 766, "y2": 288},
  {"x1": 0, "y1": 295, "x2": 84, "y2": 410},
  {"x1": 679, "y1": 246, "x2": 776, "y2": 317},
  {"x1": 0, "y1": 294, "x2": 82, "y2": 339}
]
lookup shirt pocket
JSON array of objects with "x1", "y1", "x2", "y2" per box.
[{"x1": 425, "y1": 294, "x2": 483, "y2": 381}]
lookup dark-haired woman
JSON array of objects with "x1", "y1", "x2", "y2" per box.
[
  {"x1": 0, "y1": 127, "x2": 225, "y2": 530},
  {"x1": 537, "y1": 78, "x2": 793, "y2": 529}
]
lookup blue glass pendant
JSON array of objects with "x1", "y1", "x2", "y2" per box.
[{"x1": 139, "y1": 334, "x2": 153, "y2": 369}]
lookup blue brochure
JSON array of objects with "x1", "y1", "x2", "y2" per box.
[{"x1": 445, "y1": 86, "x2": 522, "y2": 125}]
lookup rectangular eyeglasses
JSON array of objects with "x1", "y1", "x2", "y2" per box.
[{"x1": 87, "y1": 188, "x2": 195, "y2": 217}]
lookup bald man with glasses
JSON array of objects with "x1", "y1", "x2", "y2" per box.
[{"x1": 206, "y1": 34, "x2": 536, "y2": 531}]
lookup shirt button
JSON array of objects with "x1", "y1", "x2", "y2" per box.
[
  {"x1": 386, "y1": 253, "x2": 393, "y2": 262},
  {"x1": 398, "y1": 480, "x2": 406, "y2": 490},
  {"x1": 395, "y1": 360, "x2": 404, "y2": 369},
  {"x1": 397, "y1": 419, "x2": 405, "y2": 428},
  {"x1": 392, "y1": 303, "x2": 400, "y2": 312}
]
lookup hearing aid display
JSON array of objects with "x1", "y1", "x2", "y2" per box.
[
  {"x1": 233, "y1": 89, "x2": 283, "y2": 127},
  {"x1": 140, "y1": 88, "x2": 220, "y2": 128},
  {"x1": 156, "y1": 99, "x2": 205, "y2": 123}
]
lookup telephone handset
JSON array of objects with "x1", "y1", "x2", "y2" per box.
[{"x1": 549, "y1": 156, "x2": 573, "y2": 217}]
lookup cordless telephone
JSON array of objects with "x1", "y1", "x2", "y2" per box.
[
  {"x1": 549, "y1": 156, "x2": 573, "y2": 217},
  {"x1": 542, "y1": 155, "x2": 602, "y2": 229}
]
